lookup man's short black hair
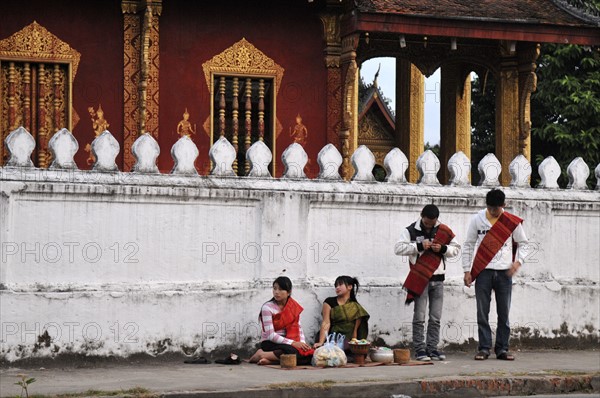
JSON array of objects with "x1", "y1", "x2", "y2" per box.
[
  {"x1": 421, "y1": 204, "x2": 440, "y2": 219},
  {"x1": 486, "y1": 189, "x2": 505, "y2": 207}
]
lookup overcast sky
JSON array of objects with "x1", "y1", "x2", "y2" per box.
[{"x1": 360, "y1": 57, "x2": 441, "y2": 146}]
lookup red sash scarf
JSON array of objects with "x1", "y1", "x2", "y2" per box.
[
  {"x1": 272, "y1": 297, "x2": 314, "y2": 356},
  {"x1": 470, "y1": 211, "x2": 523, "y2": 280},
  {"x1": 403, "y1": 224, "x2": 455, "y2": 304}
]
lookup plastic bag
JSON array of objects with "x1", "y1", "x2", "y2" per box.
[
  {"x1": 333, "y1": 332, "x2": 345, "y2": 350},
  {"x1": 311, "y1": 333, "x2": 347, "y2": 367}
]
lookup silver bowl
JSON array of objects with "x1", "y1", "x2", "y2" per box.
[{"x1": 369, "y1": 349, "x2": 393, "y2": 364}]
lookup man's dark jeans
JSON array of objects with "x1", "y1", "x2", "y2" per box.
[{"x1": 475, "y1": 269, "x2": 512, "y2": 355}]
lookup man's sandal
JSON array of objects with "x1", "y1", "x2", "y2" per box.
[
  {"x1": 496, "y1": 352, "x2": 515, "y2": 360},
  {"x1": 474, "y1": 351, "x2": 489, "y2": 360}
]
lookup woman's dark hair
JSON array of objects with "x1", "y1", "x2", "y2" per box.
[
  {"x1": 486, "y1": 189, "x2": 505, "y2": 207},
  {"x1": 273, "y1": 276, "x2": 292, "y2": 293},
  {"x1": 335, "y1": 275, "x2": 360, "y2": 301},
  {"x1": 260, "y1": 276, "x2": 294, "y2": 322}
]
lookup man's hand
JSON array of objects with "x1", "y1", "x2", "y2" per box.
[
  {"x1": 506, "y1": 261, "x2": 521, "y2": 277},
  {"x1": 431, "y1": 243, "x2": 442, "y2": 252},
  {"x1": 463, "y1": 271, "x2": 472, "y2": 287},
  {"x1": 422, "y1": 239, "x2": 432, "y2": 250}
]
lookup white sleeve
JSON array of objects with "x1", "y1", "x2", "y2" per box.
[
  {"x1": 462, "y1": 216, "x2": 478, "y2": 272},
  {"x1": 513, "y1": 223, "x2": 529, "y2": 266},
  {"x1": 443, "y1": 236, "x2": 461, "y2": 259},
  {"x1": 394, "y1": 228, "x2": 418, "y2": 256}
]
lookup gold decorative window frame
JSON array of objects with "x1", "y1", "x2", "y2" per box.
[
  {"x1": 202, "y1": 38, "x2": 284, "y2": 174},
  {"x1": 0, "y1": 21, "x2": 81, "y2": 131}
]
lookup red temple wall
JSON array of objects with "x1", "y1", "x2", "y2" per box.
[
  {"x1": 159, "y1": 0, "x2": 327, "y2": 177},
  {"x1": 0, "y1": 0, "x2": 124, "y2": 169},
  {"x1": 0, "y1": 0, "x2": 328, "y2": 176}
]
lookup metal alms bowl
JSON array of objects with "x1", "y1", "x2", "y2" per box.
[{"x1": 369, "y1": 349, "x2": 394, "y2": 363}]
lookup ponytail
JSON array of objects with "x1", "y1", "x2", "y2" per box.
[{"x1": 334, "y1": 275, "x2": 360, "y2": 301}]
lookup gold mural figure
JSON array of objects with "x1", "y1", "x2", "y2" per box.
[
  {"x1": 177, "y1": 108, "x2": 196, "y2": 137},
  {"x1": 85, "y1": 105, "x2": 110, "y2": 165},
  {"x1": 89, "y1": 105, "x2": 110, "y2": 135},
  {"x1": 289, "y1": 114, "x2": 308, "y2": 146}
]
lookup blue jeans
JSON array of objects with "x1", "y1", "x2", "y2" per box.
[
  {"x1": 412, "y1": 280, "x2": 444, "y2": 353},
  {"x1": 475, "y1": 269, "x2": 512, "y2": 355}
]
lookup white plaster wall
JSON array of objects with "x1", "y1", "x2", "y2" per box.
[{"x1": 1, "y1": 168, "x2": 599, "y2": 361}]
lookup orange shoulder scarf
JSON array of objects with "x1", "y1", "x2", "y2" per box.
[
  {"x1": 470, "y1": 211, "x2": 523, "y2": 280},
  {"x1": 272, "y1": 297, "x2": 314, "y2": 356},
  {"x1": 403, "y1": 223, "x2": 455, "y2": 304}
]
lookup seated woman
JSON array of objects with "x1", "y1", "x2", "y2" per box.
[
  {"x1": 249, "y1": 276, "x2": 314, "y2": 365},
  {"x1": 313, "y1": 275, "x2": 370, "y2": 350}
]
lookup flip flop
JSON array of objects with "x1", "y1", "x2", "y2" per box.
[
  {"x1": 184, "y1": 356, "x2": 210, "y2": 364},
  {"x1": 496, "y1": 352, "x2": 515, "y2": 361},
  {"x1": 215, "y1": 353, "x2": 241, "y2": 365},
  {"x1": 474, "y1": 351, "x2": 489, "y2": 360}
]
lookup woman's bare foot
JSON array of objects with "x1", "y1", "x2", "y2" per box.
[
  {"x1": 257, "y1": 358, "x2": 277, "y2": 365},
  {"x1": 249, "y1": 349, "x2": 264, "y2": 363}
]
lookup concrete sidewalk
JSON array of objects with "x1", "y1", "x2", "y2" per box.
[{"x1": 1, "y1": 350, "x2": 599, "y2": 397}]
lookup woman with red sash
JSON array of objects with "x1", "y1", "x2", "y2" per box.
[{"x1": 249, "y1": 276, "x2": 314, "y2": 365}]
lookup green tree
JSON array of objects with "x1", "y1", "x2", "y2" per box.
[
  {"x1": 471, "y1": 43, "x2": 600, "y2": 187},
  {"x1": 531, "y1": 44, "x2": 600, "y2": 186}
]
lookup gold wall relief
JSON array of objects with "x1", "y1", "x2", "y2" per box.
[
  {"x1": 290, "y1": 114, "x2": 308, "y2": 146},
  {"x1": 202, "y1": 38, "x2": 284, "y2": 175},
  {"x1": 176, "y1": 108, "x2": 196, "y2": 137},
  {"x1": 122, "y1": 0, "x2": 161, "y2": 171},
  {"x1": 0, "y1": 22, "x2": 79, "y2": 167},
  {"x1": 85, "y1": 105, "x2": 110, "y2": 165},
  {"x1": 202, "y1": 39, "x2": 284, "y2": 96}
]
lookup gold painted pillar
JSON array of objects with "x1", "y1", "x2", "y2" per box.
[
  {"x1": 517, "y1": 43, "x2": 541, "y2": 161},
  {"x1": 395, "y1": 58, "x2": 424, "y2": 183},
  {"x1": 440, "y1": 63, "x2": 471, "y2": 184},
  {"x1": 495, "y1": 41, "x2": 520, "y2": 186},
  {"x1": 122, "y1": 0, "x2": 161, "y2": 171},
  {"x1": 320, "y1": 13, "x2": 343, "y2": 153},
  {"x1": 340, "y1": 33, "x2": 360, "y2": 179}
]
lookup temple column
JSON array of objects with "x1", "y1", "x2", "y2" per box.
[
  {"x1": 440, "y1": 63, "x2": 471, "y2": 184},
  {"x1": 319, "y1": 12, "x2": 343, "y2": 153},
  {"x1": 122, "y1": 0, "x2": 161, "y2": 171},
  {"x1": 340, "y1": 33, "x2": 360, "y2": 179},
  {"x1": 496, "y1": 42, "x2": 520, "y2": 186},
  {"x1": 395, "y1": 58, "x2": 424, "y2": 183},
  {"x1": 517, "y1": 43, "x2": 541, "y2": 162}
]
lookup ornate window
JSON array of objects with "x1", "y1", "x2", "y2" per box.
[
  {"x1": 0, "y1": 22, "x2": 80, "y2": 167},
  {"x1": 203, "y1": 39, "x2": 283, "y2": 175}
]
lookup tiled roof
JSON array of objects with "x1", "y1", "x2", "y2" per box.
[{"x1": 356, "y1": 0, "x2": 600, "y2": 26}]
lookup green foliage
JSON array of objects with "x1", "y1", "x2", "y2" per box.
[
  {"x1": 14, "y1": 374, "x2": 36, "y2": 398},
  {"x1": 471, "y1": 44, "x2": 600, "y2": 187},
  {"x1": 562, "y1": 0, "x2": 600, "y2": 16},
  {"x1": 531, "y1": 44, "x2": 600, "y2": 186},
  {"x1": 424, "y1": 142, "x2": 440, "y2": 158}
]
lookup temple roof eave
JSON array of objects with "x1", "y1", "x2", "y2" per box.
[{"x1": 343, "y1": 12, "x2": 600, "y2": 45}]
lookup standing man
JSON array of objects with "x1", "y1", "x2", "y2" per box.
[
  {"x1": 463, "y1": 189, "x2": 529, "y2": 361},
  {"x1": 395, "y1": 204, "x2": 460, "y2": 361}
]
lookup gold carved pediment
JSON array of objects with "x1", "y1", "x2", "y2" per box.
[
  {"x1": 0, "y1": 21, "x2": 81, "y2": 78},
  {"x1": 202, "y1": 38, "x2": 284, "y2": 94}
]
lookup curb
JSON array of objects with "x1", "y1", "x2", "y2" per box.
[{"x1": 161, "y1": 374, "x2": 599, "y2": 398}]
